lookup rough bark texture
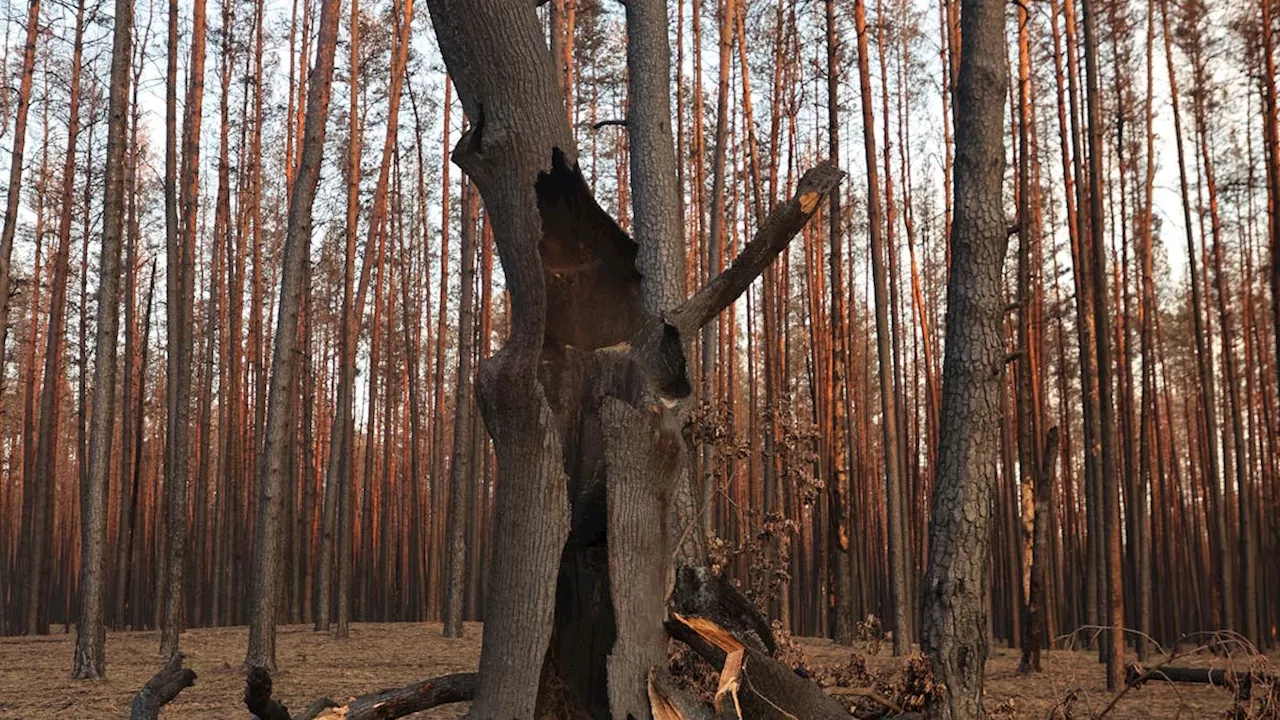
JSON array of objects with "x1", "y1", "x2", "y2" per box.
[
  {"x1": 825, "y1": 0, "x2": 854, "y2": 648},
  {"x1": 625, "y1": 0, "x2": 684, "y2": 314},
  {"x1": 603, "y1": 396, "x2": 681, "y2": 719},
  {"x1": 1080, "y1": 0, "x2": 1125, "y2": 689},
  {"x1": 1019, "y1": 427, "x2": 1059, "y2": 673},
  {"x1": 30, "y1": 0, "x2": 82, "y2": 644},
  {"x1": 422, "y1": 5, "x2": 573, "y2": 714},
  {"x1": 71, "y1": 0, "x2": 132, "y2": 679},
  {"x1": 920, "y1": 0, "x2": 1009, "y2": 714},
  {"x1": 245, "y1": 0, "x2": 341, "y2": 672}
]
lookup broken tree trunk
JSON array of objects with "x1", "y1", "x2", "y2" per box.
[
  {"x1": 666, "y1": 614, "x2": 855, "y2": 719},
  {"x1": 421, "y1": 2, "x2": 842, "y2": 716},
  {"x1": 129, "y1": 654, "x2": 196, "y2": 720}
]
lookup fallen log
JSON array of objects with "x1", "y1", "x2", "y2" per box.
[
  {"x1": 1125, "y1": 663, "x2": 1280, "y2": 697},
  {"x1": 666, "y1": 614, "x2": 854, "y2": 719},
  {"x1": 338, "y1": 672, "x2": 477, "y2": 719},
  {"x1": 244, "y1": 666, "x2": 477, "y2": 720},
  {"x1": 129, "y1": 653, "x2": 196, "y2": 720}
]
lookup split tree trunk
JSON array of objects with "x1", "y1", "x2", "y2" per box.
[{"x1": 422, "y1": 6, "x2": 841, "y2": 715}]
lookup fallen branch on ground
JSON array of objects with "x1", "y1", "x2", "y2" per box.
[
  {"x1": 824, "y1": 686, "x2": 904, "y2": 715},
  {"x1": 129, "y1": 653, "x2": 196, "y2": 720},
  {"x1": 244, "y1": 665, "x2": 477, "y2": 720},
  {"x1": 1125, "y1": 664, "x2": 1280, "y2": 695}
]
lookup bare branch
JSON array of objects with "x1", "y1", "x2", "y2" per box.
[
  {"x1": 128, "y1": 653, "x2": 196, "y2": 720},
  {"x1": 666, "y1": 161, "x2": 844, "y2": 337}
]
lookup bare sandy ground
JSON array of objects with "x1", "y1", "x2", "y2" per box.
[{"x1": 0, "y1": 622, "x2": 1272, "y2": 718}]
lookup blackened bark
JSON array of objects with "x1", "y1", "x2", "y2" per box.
[
  {"x1": 1019, "y1": 427, "x2": 1060, "y2": 673},
  {"x1": 31, "y1": 0, "x2": 82, "y2": 642},
  {"x1": 1079, "y1": 0, "x2": 1124, "y2": 689},
  {"x1": 852, "y1": 0, "x2": 910, "y2": 655},
  {"x1": 920, "y1": 0, "x2": 1009, "y2": 714},
  {"x1": 625, "y1": 0, "x2": 684, "y2": 313},
  {"x1": 423, "y1": 3, "x2": 840, "y2": 715},
  {"x1": 824, "y1": 0, "x2": 854, "y2": 647},
  {"x1": 129, "y1": 654, "x2": 196, "y2": 720}
]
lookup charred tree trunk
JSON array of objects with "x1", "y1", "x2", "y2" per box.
[
  {"x1": 852, "y1": 0, "x2": 910, "y2": 655},
  {"x1": 442, "y1": 179, "x2": 477, "y2": 639},
  {"x1": 422, "y1": 5, "x2": 840, "y2": 715},
  {"x1": 920, "y1": 0, "x2": 1009, "y2": 713},
  {"x1": 0, "y1": 0, "x2": 41, "y2": 386}
]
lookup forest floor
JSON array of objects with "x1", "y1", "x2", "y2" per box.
[{"x1": 0, "y1": 622, "x2": 1274, "y2": 718}]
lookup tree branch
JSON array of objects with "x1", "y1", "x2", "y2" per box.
[
  {"x1": 666, "y1": 161, "x2": 844, "y2": 338},
  {"x1": 129, "y1": 653, "x2": 196, "y2": 720}
]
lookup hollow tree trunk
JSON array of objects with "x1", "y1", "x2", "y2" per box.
[{"x1": 423, "y1": 6, "x2": 840, "y2": 717}]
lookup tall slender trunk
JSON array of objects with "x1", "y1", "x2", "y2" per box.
[
  {"x1": 32, "y1": 0, "x2": 84, "y2": 641},
  {"x1": 824, "y1": 0, "x2": 853, "y2": 646},
  {"x1": 1159, "y1": 0, "x2": 1230, "y2": 631},
  {"x1": 318, "y1": 0, "x2": 360, "y2": 637},
  {"x1": 443, "y1": 179, "x2": 478, "y2": 638},
  {"x1": 920, "y1": 0, "x2": 1009, "y2": 711},
  {"x1": 71, "y1": 0, "x2": 132, "y2": 678},
  {"x1": 244, "y1": 0, "x2": 341, "y2": 672},
  {"x1": 1080, "y1": 0, "x2": 1124, "y2": 689},
  {"x1": 162, "y1": 0, "x2": 208, "y2": 659},
  {"x1": 853, "y1": 0, "x2": 909, "y2": 655},
  {"x1": 0, "y1": 0, "x2": 42, "y2": 391}
]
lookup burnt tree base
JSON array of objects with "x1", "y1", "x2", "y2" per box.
[{"x1": 129, "y1": 653, "x2": 196, "y2": 720}]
